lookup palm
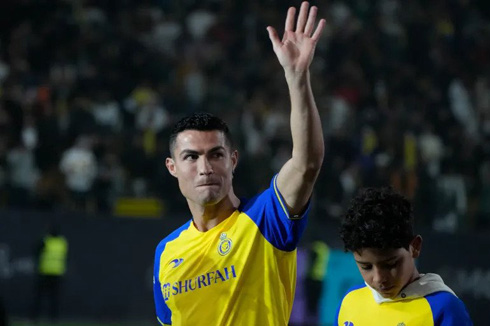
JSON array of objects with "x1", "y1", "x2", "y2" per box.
[
  {"x1": 276, "y1": 31, "x2": 317, "y2": 71},
  {"x1": 267, "y1": 2, "x2": 325, "y2": 73}
]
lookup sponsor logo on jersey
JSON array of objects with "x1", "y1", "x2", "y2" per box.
[
  {"x1": 343, "y1": 322, "x2": 354, "y2": 326},
  {"x1": 168, "y1": 258, "x2": 184, "y2": 268},
  {"x1": 217, "y1": 232, "x2": 232, "y2": 256},
  {"x1": 161, "y1": 265, "x2": 237, "y2": 301}
]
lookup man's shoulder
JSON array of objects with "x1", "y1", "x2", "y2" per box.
[
  {"x1": 238, "y1": 176, "x2": 278, "y2": 212},
  {"x1": 155, "y1": 220, "x2": 192, "y2": 253}
]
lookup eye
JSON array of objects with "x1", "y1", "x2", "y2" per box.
[
  {"x1": 184, "y1": 154, "x2": 198, "y2": 161},
  {"x1": 211, "y1": 152, "x2": 224, "y2": 159},
  {"x1": 384, "y1": 261, "x2": 398, "y2": 269},
  {"x1": 360, "y1": 265, "x2": 372, "y2": 271}
]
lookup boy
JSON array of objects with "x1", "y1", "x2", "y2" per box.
[{"x1": 336, "y1": 187, "x2": 472, "y2": 325}]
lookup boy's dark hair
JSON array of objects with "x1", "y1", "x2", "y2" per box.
[
  {"x1": 340, "y1": 187, "x2": 414, "y2": 252},
  {"x1": 169, "y1": 112, "x2": 233, "y2": 156}
]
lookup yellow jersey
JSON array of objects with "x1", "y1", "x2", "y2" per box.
[{"x1": 153, "y1": 175, "x2": 308, "y2": 325}]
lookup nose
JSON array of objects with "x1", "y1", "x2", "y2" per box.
[
  {"x1": 198, "y1": 156, "x2": 213, "y2": 175},
  {"x1": 373, "y1": 267, "x2": 388, "y2": 285}
]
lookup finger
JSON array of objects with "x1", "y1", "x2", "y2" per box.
[
  {"x1": 304, "y1": 6, "x2": 318, "y2": 36},
  {"x1": 266, "y1": 26, "x2": 281, "y2": 49},
  {"x1": 285, "y1": 7, "x2": 296, "y2": 32},
  {"x1": 311, "y1": 18, "x2": 326, "y2": 42},
  {"x1": 295, "y1": 1, "x2": 310, "y2": 33}
]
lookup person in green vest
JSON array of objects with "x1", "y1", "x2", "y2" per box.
[
  {"x1": 305, "y1": 240, "x2": 329, "y2": 321},
  {"x1": 30, "y1": 224, "x2": 68, "y2": 323}
]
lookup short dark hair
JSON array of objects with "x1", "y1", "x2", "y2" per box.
[
  {"x1": 340, "y1": 187, "x2": 414, "y2": 252},
  {"x1": 169, "y1": 112, "x2": 233, "y2": 156}
]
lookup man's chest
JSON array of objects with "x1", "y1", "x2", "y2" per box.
[
  {"x1": 160, "y1": 231, "x2": 239, "y2": 288},
  {"x1": 158, "y1": 222, "x2": 267, "y2": 304}
]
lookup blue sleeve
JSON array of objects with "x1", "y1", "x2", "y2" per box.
[
  {"x1": 240, "y1": 175, "x2": 309, "y2": 251},
  {"x1": 153, "y1": 221, "x2": 191, "y2": 326},
  {"x1": 426, "y1": 291, "x2": 473, "y2": 326},
  {"x1": 154, "y1": 241, "x2": 172, "y2": 325}
]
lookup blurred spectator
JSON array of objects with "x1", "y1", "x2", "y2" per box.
[
  {"x1": 91, "y1": 90, "x2": 122, "y2": 134},
  {"x1": 448, "y1": 77, "x2": 478, "y2": 139},
  {"x1": 0, "y1": 139, "x2": 6, "y2": 207},
  {"x1": 476, "y1": 161, "x2": 490, "y2": 229},
  {"x1": 59, "y1": 136, "x2": 97, "y2": 211},
  {"x1": 135, "y1": 94, "x2": 170, "y2": 134},
  {"x1": 434, "y1": 172, "x2": 467, "y2": 233},
  {"x1": 186, "y1": 4, "x2": 217, "y2": 41},
  {"x1": 121, "y1": 133, "x2": 152, "y2": 197},
  {"x1": 94, "y1": 151, "x2": 125, "y2": 213},
  {"x1": 0, "y1": 55, "x2": 9, "y2": 85},
  {"x1": 146, "y1": 11, "x2": 182, "y2": 57},
  {"x1": 182, "y1": 60, "x2": 207, "y2": 112},
  {"x1": 34, "y1": 105, "x2": 62, "y2": 172},
  {"x1": 6, "y1": 140, "x2": 39, "y2": 207},
  {"x1": 123, "y1": 82, "x2": 157, "y2": 128}
]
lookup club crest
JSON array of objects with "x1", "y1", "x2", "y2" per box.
[{"x1": 217, "y1": 232, "x2": 232, "y2": 256}]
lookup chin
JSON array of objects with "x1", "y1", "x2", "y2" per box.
[
  {"x1": 381, "y1": 293, "x2": 396, "y2": 299},
  {"x1": 200, "y1": 194, "x2": 223, "y2": 206},
  {"x1": 380, "y1": 290, "x2": 399, "y2": 299}
]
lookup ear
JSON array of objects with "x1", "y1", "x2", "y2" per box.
[
  {"x1": 410, "y1": 235, "x2": 423, "y2": 259},
  {"x1": 231, "y1": 150, "x2": 239, "y2": 171},
  {"x1": 166, "y1": 157, "x2": 178, "y2": 178}
]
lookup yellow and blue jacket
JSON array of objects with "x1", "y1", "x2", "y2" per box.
[{"x1": 335, "y1": 273, "x2": 473, "y2": 326}]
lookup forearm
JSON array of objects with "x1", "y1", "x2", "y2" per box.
[
  {"x1": 286, "y1": 70, "x2": 324, "y2": 173},
  {"x1": 271, "y1": 1, "x2": 326, "y2": 213}
]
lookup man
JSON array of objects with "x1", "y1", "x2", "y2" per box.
[
  {"x1": 153, "y1": 2, "x2": 325, "y2": 325},
  {"x1": 336, "y1": 187, "x2": 473, "y2": 326},
  {"x1": 31, "y1": 224, "x2": 69, "y2": 323}
]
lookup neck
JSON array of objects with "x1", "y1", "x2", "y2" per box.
[
  {"x1": 189, "y1": 194, "x2": 240, "y2": 232},
  {"x1": 409, "y1": 268, "x2": 421, "y2": 284},
  {"x1": 397, "y1": 267, "x2": 421, "y2": 297}
]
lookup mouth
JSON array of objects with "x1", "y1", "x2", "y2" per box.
[
  {"x1": 197, "y1": 183, "x2": 219, "y2": 187},
  {"x1": 378, "y1": 284, "x2": 394, "y2": 291},
  {"x1": 377, "y1": 286, "x2": 395, "y2": 295}
]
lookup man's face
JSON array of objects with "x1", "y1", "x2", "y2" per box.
[
  {"x1": 353, "y1": 237, "x2": 421, "y2": 299},
  {"x1": 166, "y1": 130, "x2": 238, "y2": 207}
]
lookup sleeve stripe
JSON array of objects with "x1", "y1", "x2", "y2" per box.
[
  {"x1": 272, "y1": 174, "x2": 306, "y2": 220},
  {"x1": 272, "y1": 174, "x2": 290, "y2": 218}
]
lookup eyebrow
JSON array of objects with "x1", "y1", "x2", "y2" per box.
[
  {"x1": 355, "y1": 255, "x2": 398, "y2": 265},
  {"x1": 179, "y1": 146, "x2": 225, "y2": 157}
]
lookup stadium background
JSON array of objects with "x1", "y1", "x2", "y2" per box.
[{"x1": 1, "y1": 0, "x2": 489, "y2": 325}]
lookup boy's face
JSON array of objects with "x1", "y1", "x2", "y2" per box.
[{"x1": 353, "y1": 236, "x2": 422, "y2": 299}]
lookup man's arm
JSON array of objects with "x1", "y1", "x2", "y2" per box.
[{"x1": 267, "y1": 1, "x2": 325, "y2": 215}]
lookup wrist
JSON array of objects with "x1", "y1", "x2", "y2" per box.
[{"x1": 285, "y1": 70, "x2": 310, "y2": 87}]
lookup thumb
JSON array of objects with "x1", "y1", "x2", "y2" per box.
[{"x1": 266, "y1": 26, "x2": 281, "y2": 49}]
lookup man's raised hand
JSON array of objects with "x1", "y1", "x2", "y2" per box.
[{"x1": 266, "y1": 1, "x2": 326, "y2": 74}]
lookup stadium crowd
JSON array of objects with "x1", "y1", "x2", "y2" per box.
[{"x1": 0, "y1": 0, "x2": 489, "y2": 233}]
